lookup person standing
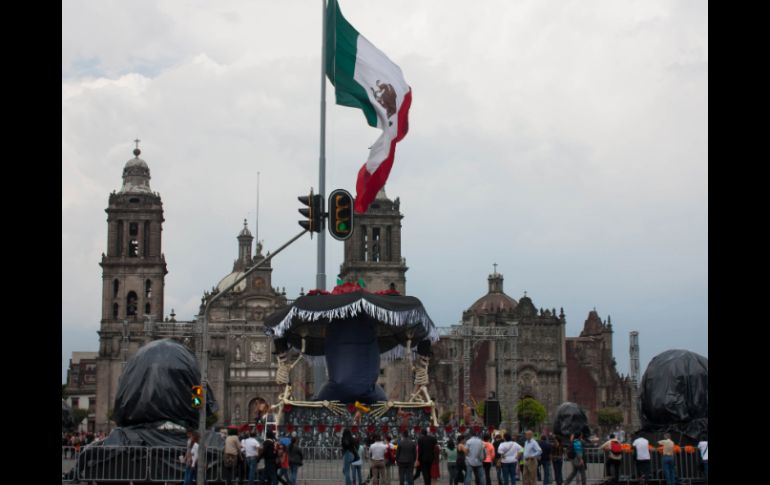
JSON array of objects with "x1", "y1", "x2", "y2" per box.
[
  {"x1": 697, "y1": 435, "x2": 708, "y2": 484},
  {"x1": 276, "y1": 442, "x2": 290, "y2": 485},
  {"x1": 242, "y1": 431, "x2": 261, "y2": 485},
  {"x1": 482, "y1": 434, "x2": 495, "y2": 485},
  {"x1": 658, "y1": 433, "x2": 676, "y2": 485},
  {"x1": 496, "y1": 433, "x2": 523, "y2": 485},
  {"x1": 351, "y1": 440, "x2": 365, "y2": 485},
  {"x1": 341, "y1": 429, "x2": 358, "y2": 485},
  {"x1": 631, "y1": 435, "x2": 650, "y2": 485},
  {"x1": 287, "y1": 435, "x2": 303, "y2": 485},
  {"x1": 492, "y1": 433, "x2": 504, "y2": 485},
  {"x1": 456, "y1": 435, "x2": 468, "y2": 485},
  {"x1": 417, "y1": 429, "x2": 438, "y2": 485},
  {"x1": 431, "y1": 442, "x2": 441, "y2": 485},
  {"x1": 223, "y1": 428, "x2": 243, "y2": 485},
  {"x1": 600, "y1": 434, "x2": 622, "y2": 485},
  {"x1": 522, "y1": 431, "x2": 542, "y2": 485},
  {"x1": 261, "y1": 430, "x2": 279, "y2": 485},
  {"x1": 396, "y1": 430, "x2": 417, "y2": 485},
  {"x1": 551, "y1": 436, "x2": 564, "y2": 485},
  {"x1": 563, "y1": 433, "x2": 586, "y2": 485},
  {"x1": 539, "y1": 434, "x2": 553, "y2": 485},
  {"x1": 464, "y1": 429, "x2": 487, "y2": 485},
  {"x1": 445, "y1": 440, "x2": 459, "y2": 485},
  {"x1": 183, "y1": 430, "x2": 200, "y2": 485},
  {"x1": 369, "y1": 434, "x2": 389, "y2": 485}
]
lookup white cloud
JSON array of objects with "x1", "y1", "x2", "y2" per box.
[{"x1": 62, "y1": 0, "x2": 707, "y2": 382}]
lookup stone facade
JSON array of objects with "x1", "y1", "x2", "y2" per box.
[
  {"x1": 566, "y1": 311, "x2": 637, "y2": 428},
  {"x1": 429, "y1": 273, "x2": 567, "y2": 429}
]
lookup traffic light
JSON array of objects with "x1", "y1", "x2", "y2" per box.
[
  {"x1": 328, "y1": 189, "x2": 354, "y2": 240},
  {"x1": 298, "y1": 189, "x2": 324, "y2": 233},
  {"x1": 192, "y1": 385, "x2": 203, "y2": 409}
]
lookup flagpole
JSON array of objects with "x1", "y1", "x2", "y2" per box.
[
  {"x1": 314, "y1": 0, "x2": 329, "y2": 394},
  {"x1": 317, "y1": 0, "x2": 327, "y2": 293}
]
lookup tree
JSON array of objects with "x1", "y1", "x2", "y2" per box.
[
  {"x1": 597, "y1": 407, "x2": 624, "y2": 435},
  {"x1": 515, "y1": 397, "x2": 546, "y2": 431},
  {"x1": 475, "y1": 401, "x2": 485, "y2": 419},
  {"x1": 439, "y1": 410, "x2": 452, "y2": 425},
  {"x1": 72, "y1": 408, "x2": 89, "y2": 429},
  {"x1": 62, "y1": 384, "x2": 67, "y2": 399}
]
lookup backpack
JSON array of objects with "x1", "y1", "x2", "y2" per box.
[{"x1": 610, "y1": 441, "x2": 622, "y2": 454}]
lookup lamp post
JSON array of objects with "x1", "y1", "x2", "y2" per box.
[{"x1": 196, "y1": 229, "x2": 308, "y2": 485}]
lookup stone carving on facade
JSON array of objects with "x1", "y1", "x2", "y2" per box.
[{"x1": 249, "y1": 340, "x2": 267, "y2": 363}]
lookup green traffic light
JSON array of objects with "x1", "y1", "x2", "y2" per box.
[{"x1": 339, "y1": 222, "x2": 347, "y2": 231}]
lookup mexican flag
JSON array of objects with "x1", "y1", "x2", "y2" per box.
[{"x1": 325, "y1": 0, "x2": 412, "y2": 214}]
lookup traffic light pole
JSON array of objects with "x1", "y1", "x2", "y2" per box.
[
  {"x1": 197, "y1": 229, "x2": 308, "y2": 485},
  {"x1": 315, "y1": 0, "x2": 329, "y2": 392}
]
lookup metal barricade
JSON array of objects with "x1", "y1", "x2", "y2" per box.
[
  {"x1": 147, "y1": 446, "x2": 187, "y2": 482},
  {"x1": 76, "y1": 445, "x2": 149, "y2": 482}
]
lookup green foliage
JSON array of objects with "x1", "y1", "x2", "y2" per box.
[
  {"x1": 597, "y1": 407, "x2": 624, "y2": 429},
  {"x1": 515, "y1": 397, "x2": 546, "y2": 429},
  {"x1": 62, "y1": 384, "x2": 67, "y2": 399}
]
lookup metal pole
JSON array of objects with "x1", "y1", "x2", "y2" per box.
[
  {"x1": 196, "y1": 229, "x2": 308, "y2": 485},
  {"x1": 317, "y1": 0, "x2": 327, "y2": 292},
  {"x1": 314, "y1": 0, "x2": 329, "y2": 396}
]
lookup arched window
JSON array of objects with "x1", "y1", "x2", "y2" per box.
[
  {"x1": 113, "y1": 303, "x2": 119, "y2": 319},
  {"x1": 113, "y1": 279, "x2": 119, "y2": 298},
  {"x1": 126, "y1": 291, "x2": 138, "y2": 316},
  {"x1": 145, "y1": 279, "x2": 152, "y2": 298},
  {"x1": 128, "y1": 223, "x2": 139, "y2": 257},
  {"x1": 145, "y1": 302, "x2": 151, "y2": 315}
]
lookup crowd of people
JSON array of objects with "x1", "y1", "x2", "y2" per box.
[
  {"x1": 64, "y1": 425, "x2": 708, "y2": 485},
  {"x1": 332, "y1": 427, "x2": 708, "y2": 485}
]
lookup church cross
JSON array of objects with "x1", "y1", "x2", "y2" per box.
[{"x1": 134, "y1": 138, "x2": 141, "y2": 150}]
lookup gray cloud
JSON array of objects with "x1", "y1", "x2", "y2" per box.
[{"x1": 62, "y1": 0, "x2": 707, "y2": 383}]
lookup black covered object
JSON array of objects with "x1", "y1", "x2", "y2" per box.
[
  {"x1": 552, "y1": 402, "x2": 591, "y2": 438},
  {"x1": 264, "y1": 291, "x2": 438, "y2": 356},
  {"x1": 264, "y1": 291, "x2": 438, "y2": 403},
  {"x1": 62, "y1": 399, "x2": 74, "y2": 432},
  {"x1": 112, "y1": 338, "x2": 218, "y2": 428},
  {"x1": 639, "y1": 349, "x2": 708, "y2": 439},
  {"x1": 77, "y1": 423, "x2": 225, "y2": 481}
]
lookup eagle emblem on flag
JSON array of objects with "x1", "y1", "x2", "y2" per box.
[{"x1": 371, "y1": 80, "x2": 397, "y2": 122}]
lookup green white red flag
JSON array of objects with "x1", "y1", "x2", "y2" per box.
[{"x1": 325, "y1": 0, "x2": 412, "y2": 214}]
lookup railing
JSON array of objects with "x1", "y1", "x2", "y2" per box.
[{"x1": 62, "y1": 445, "x2": 707, "y2": 484}]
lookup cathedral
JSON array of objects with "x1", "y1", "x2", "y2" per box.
[{"x1": 94, "y1": 147, "x2": 637, "y2": 433}]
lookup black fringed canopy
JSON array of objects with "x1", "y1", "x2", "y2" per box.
[{"x1": 263, "y1": 291, "x2": 438, "y2": 358}]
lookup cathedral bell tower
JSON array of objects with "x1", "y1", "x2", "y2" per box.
[
  {"x1": 339, "y1": 187, "x2": 408, "y2": 293},
  {"x1": 95, "y1": 143, "x2": 168, "y2": 432}
]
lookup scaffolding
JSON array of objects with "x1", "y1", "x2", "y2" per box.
[{"x1": 437, "y1": 324, "x2": 519, "y2": 430}]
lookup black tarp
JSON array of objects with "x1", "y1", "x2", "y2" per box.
[
  {"x1": 552, "y1": 402, "x2": 591, "y2": 438},
  {"x1": 112, "y1": 338, "x2": 218, "y2": 429},
  {"x1": 62, "y1": 399, "x2": 74, "y2": 432},
  {"x1": 263, "y1": 291, "x2": 438, "y2": 356},
  {"x1": 639, "y1": 349, "x2": 708, "y2": 439},
  {"x1": 77, "y1": 423, "x2": 225, "y2": 482}
]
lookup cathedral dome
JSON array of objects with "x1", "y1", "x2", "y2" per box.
[
  {"x1": 467, "y1": 271, "x2": 518, "y2": 313},
  {"x1": 468, "y1": 292, "x2": 518, "y2": 313},
  {"x1": 217, "y1": 271, "x2": 247, "y2": 292}
]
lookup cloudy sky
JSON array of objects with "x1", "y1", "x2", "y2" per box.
[{"x1": 62, "y1": 0, "x2": 707, "y2": 383}]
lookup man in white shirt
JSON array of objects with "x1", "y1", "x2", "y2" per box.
[
  {"x1": 242, "y1": 431, "x2": 261, "y2": 485},
  {"x1": 631, "y1": 435, "x2": 650, "y2": 484},
  {"x1": 369, "y1": 434, "x2": 390, "y2": 485},
  {"x1": 522, "y1": 430, "x2": 542, "y2": 485},
  {"x1": 697, "y1": 435, "x2": 708, "y2": 484},
  {"x1": 497, "y1": 433, "x2": 522, "y2": 485}
]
